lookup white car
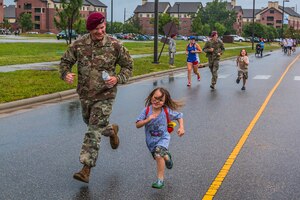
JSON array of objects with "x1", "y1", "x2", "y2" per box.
[{"x1": 230, "y1": 35, "x2": 245, "y2": 42}]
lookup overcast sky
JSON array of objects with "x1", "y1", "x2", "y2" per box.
[{"x1": 4, "y1": 0, "x2": 299, "y2": 22}]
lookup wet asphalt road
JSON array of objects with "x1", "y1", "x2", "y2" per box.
[{"x1": 0, "y1": 49, "x2": 300, "y2": 200}]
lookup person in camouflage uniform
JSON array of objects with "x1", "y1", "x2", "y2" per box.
[
  {"x1": 203, "y1": 31, "x2": 225, "y2": 90},
  {"x1": 59, "y1": 12, "x2": 133, "y2": 183}
]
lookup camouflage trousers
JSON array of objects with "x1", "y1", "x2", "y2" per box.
[
  {"x1": 79, "y1": 98, "x2": 115, "y2": 167},
  {"x1": 169, "y1": 52, "x2": 175, "y2": 65},
  {"x1": 208, "y1": 57, "x2": 220, "y2": 86}
]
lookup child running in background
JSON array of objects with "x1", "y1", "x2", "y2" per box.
[
  {"x1": 236, "y1": 49, "x2": 249, "y2": 90},
  {"x1": 136, "y1": 87, "x2": 185, "y2": 189},
  {"x1": 186, "y1": 36, "x2": 202, "y2": 87}
]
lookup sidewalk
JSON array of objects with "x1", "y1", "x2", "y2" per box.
[
  {"x1": 0, "y1": 46, "x2": 250, "y2": 72},
  {"x1": 0, "y1": 45, "x2": 253, "y2": 114}
]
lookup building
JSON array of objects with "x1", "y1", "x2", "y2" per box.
[
  {"x1": 242, "y1": 9, "x2": 261, "y2": 24},
  {"x1": 0, "y1": 0, "x2": 4, "y2": 23},
  {"x1": 4, "y1": 5, "x2": 16, "y2": 24},
  {"x1": 168, "y1": 2, "x2": 202, "y2": 36},
  {"x1": 247, "y1": 1, "x2": 300, "y2": 30},
  {"x1": 226, "y1": 0, "x2": 243, "y2": 35},
  {"x1": 15, "y1": 0, "x2": 107, "y2": 33},
  {"x1": 134, "y1": 0, "x2": 170, "y2": 35}
]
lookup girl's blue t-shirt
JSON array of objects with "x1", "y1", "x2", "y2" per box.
[{"x1": 136, "y1": 106, "x2": 183, "y2": 152}]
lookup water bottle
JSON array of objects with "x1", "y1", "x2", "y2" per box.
[{"x1": 102, "y1": 71, "x2": 113, "y2": 88}]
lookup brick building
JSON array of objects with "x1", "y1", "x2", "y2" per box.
[
  {"x1": 168, "y1": 2, "x2": 201, "y2": 36},
  {"x1": 226, "y1": 0, "x2": 243, "y2": 35},
  {"x1": 244, "y1": 1, "x2": 300, "y2": 30},
  {"x1": 134, "y1": 0, "x2": 170, "y2": 35},
  {"x1": 15, "y1": 0, "x2": 107, "y2": 33},
  {"x1": 0, "y1": 0, "x2": 4, "y2": 23}
]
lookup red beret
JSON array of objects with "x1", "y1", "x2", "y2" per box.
[
  {"x1": 211, "y1": 31, "x2": 218, "y2": 37},
  {"x1": 86, "y1": 12, "x2": 105, "y2": 31},
  {"x1": 171, "y1": 33, "x2": 176, "y2": 38}
]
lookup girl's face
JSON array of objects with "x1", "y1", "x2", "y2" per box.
[
  {"x1": 151, "y1": 90, "x2": 165, "y2": 109},
  {"x1": 241, "y1": 50, "x2": 246, "y2": 56}
]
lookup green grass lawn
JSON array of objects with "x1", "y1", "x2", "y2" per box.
[
  {"x1": 0, "y1": 41, "x2": 254, "y2": 66},
  {"x1": 0, "y1": 41, "x2": 280, "y2": 103}
]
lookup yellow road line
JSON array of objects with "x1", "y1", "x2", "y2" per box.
[{"x1": 202, "y1": 54, "x2": 300, "y2": 200}]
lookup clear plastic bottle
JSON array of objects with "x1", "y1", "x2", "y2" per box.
[{"x1": 102, "y1": 71, "x2": 113, "y2": 88}]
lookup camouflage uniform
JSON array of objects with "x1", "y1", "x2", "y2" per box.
[
  {"x1": 203, "y1": 39, "x2": 225, "y2": 86},
  {"x1": 59, "y1": 34, "x2": 133, "y2": 167}
]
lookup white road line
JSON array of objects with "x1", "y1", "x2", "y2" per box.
[
  {"x1": 253, "y1": 75, "x2": 271, "y2": 79},
  {"x1": 218, "y1": 74, "x2": 231, "y2": 78},
  {"x1": 294, "y1": 76, "x2": 300, "y2": 80}
]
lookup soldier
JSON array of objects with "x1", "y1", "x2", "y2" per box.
[
  {"x1": 203, "y1": 31, "x2": 225, "y2": 90},
  {"x1": 59, "y1": 12, "x2": 133, "y2": 183}
]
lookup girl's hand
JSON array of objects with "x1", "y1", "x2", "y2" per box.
[
  {"x1": 177, "y1": 127, "x2": 185, "y2": 137},
  {"x1": 148, "y1": 114, "x2": 157, "y2": 121}
]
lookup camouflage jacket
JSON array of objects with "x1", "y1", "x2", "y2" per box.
[
  {"x1": 59, "y1": 34, "x2": 133, "y2": 101},
  {"x1": 202, "y1": 38, "x2": 225, "y2": 60}
]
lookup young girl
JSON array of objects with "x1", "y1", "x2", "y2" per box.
[
  {"x1": 236, "y1": 49, "x2": 249, "y2": 90},
  {"x1": 136, "y1": 87, "x2": 185, "y2": 189},
  {"x1": 186, "y1": 36, "x2": 202, "y2": 87}
]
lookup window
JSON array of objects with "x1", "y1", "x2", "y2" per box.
[
  {"x1": 276, "y1": 20, "x2": 282, "y2": 24},
  {"x1": 24, "y1": 3, "x2": 32, "y2": 10},
  {"x1": 34, "y1": 24, "x2": 40, "y2": 29},
  {"x1": 147, "y1": 14, "x2": 149, "y2": 17},
  {"x1": 139, "y1": 14, "x2": 142, "y2": 17},
  {"x1": 267, "y1": 23, "x2": 273, "y2": 26},
  {"x1": 42, "y1": 8, "x2": 45, "y2": 13},
  {"x1": 34, "y1": 16, "x2": 40, "y2": 21},
  {"x1": 270, "y1": 9, "x2": 274, "y2": 14},
  {"x1": 35, "y1": 8, "x2": 41, "y2": 13},
  {"x1": 19, "y1": 5, "x2": 21, "y2": 8},
  {"x1": 267, "y1": 17, "x2": 274, "y2": 21}
]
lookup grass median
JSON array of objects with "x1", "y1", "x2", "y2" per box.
[{"x1": 0, "y1": 41, "x2": 280, "y2": 103}]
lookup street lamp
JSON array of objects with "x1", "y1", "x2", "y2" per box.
[
  {"x1": 177, "y1": 3, "x2": 180, "y2": 31},
  {"x1": 252, "y1": 0, "x2": 255, "y2": 50},
  {"x1": 111, "y1": 0, "x2": 113, "y2": 34},
  {"x1": 281, "y1": 0, "x2": 290, "y2": 39}
]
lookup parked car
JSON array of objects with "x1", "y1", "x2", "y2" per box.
[
  {"x1": 176, "y1": 35, "x2": 188, "y2": 40},
  {"x1": 195, "y1": 35, "x2": 208, "y2": 42},
  {"x1": 0, "y1": 29, "x2": 11, "y2": 35},
  {"x1": 56, "y1": 30, "x2": 78, "y2": 40},
  {"x1": 229, "y1": 35, "x2": 245, "y2": 42}
]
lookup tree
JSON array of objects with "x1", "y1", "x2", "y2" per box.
[
  {"x1": 150, "y1": 13, "x2": 178, "y2": 35},
  {"x1": 124, "y1": 15, "x2": 141, "y2": 34},
  {"x1": 191, "y1": 12, "x2": 203, "y2": 35},
  {"x1": 3, "y1": 19, "x2": 11, "y2": 29},
  {"x1": 199, "y1": 0, "x2": 236, "y2": 35},
  {"x1": 243, "y1": 23, "x2": 267, "y2": 38},
  {"x1": 19, "y1": 13, "x2": 33, "y2": 32},
  {"x1": 214, "y1": 22, "x2": 226, "y2": 36},
  {"x1": 106, "y1": 22, "x2": 123, "y2": 34},
  {"x1": 54, "y1": 0, "x2": 83, "y2": 44},
  {"x1": 73, "y1": 18, "x2": 86, "y2": 35}
]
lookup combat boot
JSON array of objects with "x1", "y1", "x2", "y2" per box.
[
  {"x1": 110, "y1": 124, "x2": 120, "y2": 149},
  {"x1": 73, "y1": 165, "x2": 91, "y2": 183}
]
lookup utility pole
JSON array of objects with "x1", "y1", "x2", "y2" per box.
[
  {"x1": 124, "y1": 8, "x2": 126, "y2": 24},
  {"x1": 153, "y1": 0, "x2": 159, "y2": 64},
  {"x1": 111, "y1": 0, "x2": 113, "y2": 34},
  {"x1": 177, "y1": 3, "x2": 180, "y2": 32},
  {"x1": 252, "y1": 0, "x2": 255, "y2": 50},
  {"x1": 281, "y1": 0, "x2": 290, "y2": 39}
]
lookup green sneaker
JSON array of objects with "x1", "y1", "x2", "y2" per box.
[
  {"x1": 165, "y1": 152, "x2": 173, "y2": 169},
  {"x1": 152, "y1": 179, "x2": 164, "y2": 189}
]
